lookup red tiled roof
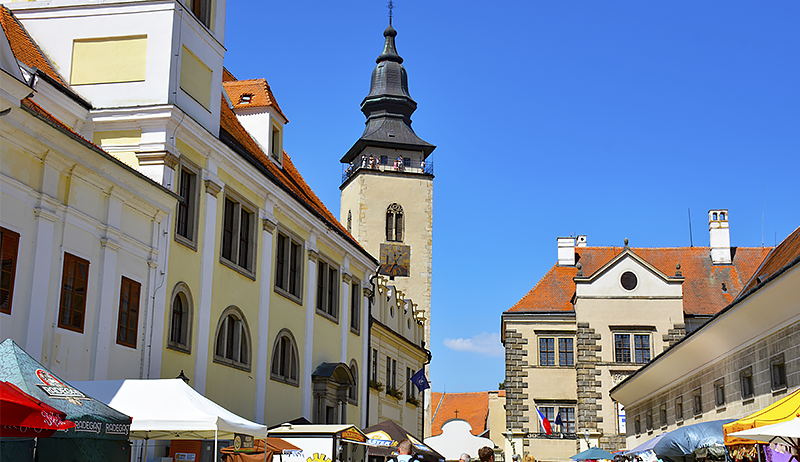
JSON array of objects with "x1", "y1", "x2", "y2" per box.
[
  {"x1": 508, "y1": 246, "x2": 772, "y2": 316},
  {"x1": 739, "y1": 226, "x2": 800, "y2": 295},
  {"x1": 222, "y1": 67, "x2": 237, "y2": 83},
  {"x1": 0, "y1": 6, "x2": 68, "y2": 87},
  {"x1": 21, "y1": 97, "x2": 97, "y2": 147},
  {"x1": 223, "y1": 78, "x2": 288, "y2": 122},
  {"x1": 431, "y1": 392, "x2": 489, "y2": 437},
  {"x1": 218, "y1": 94, "x2": 366, "y2": 258}
]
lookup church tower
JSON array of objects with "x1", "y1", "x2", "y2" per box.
[{"x1": 340, "y1": 20, "x2": 435, "y2": 431}]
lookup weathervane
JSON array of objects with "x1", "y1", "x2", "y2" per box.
[{"x1": 388, "y1": 0, "x2": 394, "y2": 25}]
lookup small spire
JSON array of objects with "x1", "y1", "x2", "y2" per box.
[
  {"x1": 377, "y1": 23, "x2": 403, "y2": 64},
  {"x1": 388, "y1": 0, "x2": 394, "y2": 26}
]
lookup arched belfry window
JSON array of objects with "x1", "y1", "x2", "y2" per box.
[
  {"x1": 386, "y1": 203, "x2": 404, "y2": 242},
  {"x1": 271, "y1": 329, "x2": 299, "y2": 386},
  {"x1": 213, "y1": 306, "x2": 251, "y2": 371}
]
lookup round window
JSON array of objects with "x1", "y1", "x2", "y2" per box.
[{"x1": 621, "y1": 271, "x2": 638, "y2": 290}]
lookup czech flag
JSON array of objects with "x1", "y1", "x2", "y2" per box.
[{"x1": 536, "y1": 406, "x2": 552, "y2": 435}]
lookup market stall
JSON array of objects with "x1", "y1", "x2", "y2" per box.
[
  {"x1": 221, "y1": 436, "x2": 303, "y2": 462},
  {"x1": 364, "y1": 420, "x2": 445, "y2": 462},
  {"x1": 653, "y1": 419, "x2": 733, "y2": 462},
  {"x1": 0, "y1": 339, "x2": 133, "y2": 462},
  {"x1": 268, "y1": 424, "x2": 369, "y2": 462},
  {"x1": 724, "y1": 388, "x2": 800, "y2": 462}
]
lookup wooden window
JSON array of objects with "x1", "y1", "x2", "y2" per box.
[
  {"x1": 0, "y1": 228, "x2": 20, "y2": 314},
  {"x1": 539, "y1": 406, "x2": 555, "y2": 434},
  {"x1": 559, "y1": 338, "x2": 574, "y2": 366},
  {"x1": 58, "y1": 253, "x2": 90, "y2": 333},
  {"x1": 350, "y1": 280, "x2": 361, "y2": 334},
  {"x1": 540, "y1": 338, "x2": 555, "y2": 366},
  {"x1": 406, "y1": 367, "x2": 415, "y2": 400},
  {"x1": 275, "y1": 232, "x2": 303, "y2": 300},
  {"x1": 558, "y1": 407, "x2": 576, "y2": 434},
  {"x1": 316, "y1": 259, "x2": 338, "y2": 321},
  {"x1": 740, "y1": 367, "x2": 754, "y2": 400},
  {"x1": 188, "y1": 0, "x2": 212, "y2": 29},
  {"x1": 271, "y1": 329, "x2": 299, "y2": 385},
  {"x1": 214, "y1": 307, "x2": 250, "y2": 370},
  {"x1": 385, "y1": 356, "x2": 391, "y2": 389},
  {"x1": 175, "y1": 162, "x2": 199, "y2": 246},
  {"x1": 116, "y1": 277, "x2": 141, "y2": 348},
  {"x1": 270, "y1": 125, "x2": 282, "y2": 163},
  {"x1": 371, "y1": 349, "x2": 378, "y2": 382},
  {"x1": 634, "y1": 334, "x2": 651, "y2": 363},
  {"x1": 349, "y1": 361, "x2": 359, "y2": 404},
  {"x1": 221, "y1": 194, "x2": 256, "y2": 274},
  {"x1": 615, "y1": 334, "x2": 631, "y2": 362},
  {"x1": 385, "y1": 203, "x2": 404, "y2": 242},
  {"x1": 168, "y1": 284, "x2": 192, "y2": 352}
]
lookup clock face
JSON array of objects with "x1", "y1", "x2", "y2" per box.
[{"x1": 379, "y1": 244, "x2": 411, "y2": 277}]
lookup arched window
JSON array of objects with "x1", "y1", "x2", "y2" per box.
[
  {"x1": 213, "y1": 306, "x2": 251, "y2": 370},
  {"x1": 720, "y1": 212, "x2": 726, "y2": 220},
  {"x1": 713, "y1": 212, "x2": 718, "y2": 221},
  {"x1": 348, "y1": 360, "x2": 359, "y2": 404},
  {"x1": 271, "y1": 329, "x2": 299, "y2": 386},
  {"x1": 385, "y1": 203, "x2": 404, "y2": 242},
  {"x1": 168, "y1": 283, "x2": 193, "y2": 353}
]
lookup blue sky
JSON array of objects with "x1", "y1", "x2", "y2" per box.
[{"x1": 224, "y1": 1, "x2": 800, "y2": 393}]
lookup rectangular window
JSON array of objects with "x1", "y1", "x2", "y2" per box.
[
  {"x1": 714, "y1": 379, "x2": 726, "y2": 407},
  {"x1": 675, "y1": 396, "x2": 683, "y2": 422},
  {"x1": 391, "y1": 358, "x2": 397, "y2": 389},
  {"x1": 116, "y1": 276, "x2": 141, "y2": 348},
  {"x1": 634, "y1": 334, "x2": 651, "y2": 363},
  {"x1": 646, "y1": 409, "x2": 653, "y2": 431},
  {"x1": 380, "y1": 155, "x2": 388, "y2": 165},
  {"x1": 58, "y1": 253, "x2": 90, "y2": 333},
  {"x1": 558, "y1": 338, "x2": 574, "y2": 366},
  {"x1": 634, "y1": 416, "x2": 641, "y2": 434},
  {"x1": 615, "y1": 334, "x2": 631, "y2": 362},
  {"x1": 693, "y1": 388, "x2": 702, "y2": 416},
  {"x1": 188, "y1": 0, "x2": 212, "y2": 29},
  {"x1": 740, "y1": 367, "x2": 754, "y2": 400},
  {"x1": 220, "y1": 194, "x2": 256, "y2": 273},
  {"x1": 660, "y1": 403, "x2": 667, "y2": 427},
  {"x1": 771, "y1": 354, "x2": 787, "y2": 391},
  {"x1": 0, "y1": 228, "x2": 20, "y2": 314},
  {"x1": 175, "y1": 163, "x2": 199, "y2": 245},
  {"x1": 275, "y1": 232, "x2": 303, "y2": 300},
  {"x1": 316, "y1": 259, "x2": 339, "y2": 321},
  {"x1": 558, "y1": 407, "x2": 576, "y2": 433},
  {"x1": 539, "y1": 338, "x2": 555, "y2": 366},
  {"x1": 406, "y1": 367, "x2": 414, "y2": 399},
  {"x1": 371, "y1": 349, "x2": 378, "y2": 382},
  {"x1": 539, "y1": 406, "x2": 555, "y2": 433},
  {"x1": 270, "y1": 125, "x2": 282, "y2": 163},
  {"x1": 350, "y1": 281, "x2": 361, "y2": 333}
]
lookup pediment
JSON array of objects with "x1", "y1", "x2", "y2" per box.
[{"x1": 575, "y1": 249, "x2": 683, "y2": 297}]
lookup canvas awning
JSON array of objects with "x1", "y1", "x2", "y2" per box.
[
  {"x1": 723, "y1": 388, "x2": 800, "y2": 446},
  {"x1": 73, "y1": 378, "x2": 268, "y2": 440},
  {"x1": 364, "y1": 419, "x2": 445, "y2": 462}
]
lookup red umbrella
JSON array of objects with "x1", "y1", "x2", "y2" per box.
[{"x1": 0, "y1": 380, "x2": 75, "y2": 437}]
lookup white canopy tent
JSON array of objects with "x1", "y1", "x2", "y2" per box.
[
  {"x1": 425, "y1": 420, "x2": 496, "y2": 461},
  {"x1": 74, "y1": 379, "x2": 269, "y2": 461},
  {"x1": 728, "y1": 417, "x2": 800, "y2": 448}
]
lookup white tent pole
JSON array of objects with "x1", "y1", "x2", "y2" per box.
[{"x1": 215, "y1": 427, "x2": 218, "y2": 462}]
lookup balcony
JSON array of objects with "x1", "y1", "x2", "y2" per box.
[{"x1": 341, "y1": 156, "x2": 433, "y2": 184}]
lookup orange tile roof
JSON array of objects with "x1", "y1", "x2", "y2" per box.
[
  {"x1": 431, "y1": 392, "x2": 489, "y2": 437},
  {"x1": 738, "y1": 226, "x2": 800, "y2": 295},
  {"x1": 508, "y1": 246, "x2": 772, "y2": 316},
  {"x1": 222, "y1": 67, "x2": 237, "y2": 83},
  {"x1": 0, "y1": 5, "x2": 68, "y2": 87},
  {"x1": 21, "y1": 97, "x2": 94, "y2": 146},
  {"x1": 223, "y1": 79, "x2": 288, "y2": 122},
  {"x1": 218, "y1": 94, "x2": 370, "y2": 260}
]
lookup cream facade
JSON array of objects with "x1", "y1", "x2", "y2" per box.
[
  {"x1": 2, "y1": 0, "x2": 381, "y2": 451},
  {"x1": 610, "y1": 227, "x2": 800, "y2": 450},
  {"x1": 501, "y1": 213, "x2": 771, "y2": 461},
  {"x1": 367, "y1": 277, "x2": 428, "y2": 438}
]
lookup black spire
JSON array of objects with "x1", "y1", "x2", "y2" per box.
[{"x1": 341, "y1": 22, "x2": 434, "y2": 164}]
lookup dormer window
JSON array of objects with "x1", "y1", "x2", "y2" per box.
[
  {"x1": 270, "y1": 124, "x2": 283, "y2": 165},
  {"x1": 240, "y1": 94, "x2": 253, "y2": 104},
  {"x1": 187, "y1": 0, "x2": 213, "y2": 30}
]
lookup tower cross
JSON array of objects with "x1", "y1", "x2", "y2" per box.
[
  {"x1": 454, "y1": 409, "x2": 459, "y2": 419},
  {"x1": 388, "y1": 0, "x2": 394, "y2": 25}
]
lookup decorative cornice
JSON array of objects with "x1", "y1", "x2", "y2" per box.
[
  {"x1": 307, "y1": 249, "x2": 319, "y2": 262},
  {"x1": 362, "y1": 287, "x2": 373, "y2": 298},
  {"x1": 262, "y1": 216, "x2": 278, "y2": 233},
  {"x1": 342, "y1": 272, "x2": 353, "y2": 284},
  {"x1": 204, "y1": 179, "x2": 222, "y2": 197},
  {"x1": 100, "y1": 237, "x2": 122, "y2": 251},
  {"x1": 33, "y1": 207, "x2": 59, "y2": 224},
  {"x1": 136, "y1": 150, "x2": 179, "y2": 169},
  {"x1": 147, "y1": 259, "x2": 158, "y2": 269}
]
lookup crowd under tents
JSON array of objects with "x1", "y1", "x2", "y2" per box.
[
  {"x1": 0, "y1": 339, "x2": 133, "y2": 462},
  {"x1": 724, "y1": 388, "x2": 800, "y2": 462}
]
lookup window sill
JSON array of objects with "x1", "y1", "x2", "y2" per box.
[
  {"x1": 270, "y1": 374, "x2": 299, "y2": 387},
  {"x1": 213, "y1": 356, "x2": 251, "y2": 372},
  {"x1": 58, "y1": 323, "x2": 84, "y2": 334},
  {"x1": 772, "y1": 387, "x2": 788, "y2": 396},
  {"x1": 676, "y1": 420, "x2": 684, "y2": 426},
  {"x1": 167, "y1": 342, "x2": 191, "y2": 355},
  {"x1": 741, "y1": 397, "x2": 755, "y2": 405},
  {"x1": 274, "y1": 286, "x2": 303, "y2": 305},
  {"x1": 116, "y1": 340, "x2": 137, "y2": 349},
  {"x1": 350, "y1": 326, "x2": 361, "y2": 336},
  {"x1": 220, "y1": 257, "x2": 256, "y2": 281},
  {"x1": 316, "y1": 308, "x2": 339, "y2": 325},
  {"x1": 715, "y1": 406, "x2": 727, "y2": 412},
  {"x1": 174, "y1": 233, "x2": 198, "y2": 252}
]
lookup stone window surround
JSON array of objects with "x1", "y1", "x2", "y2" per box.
[
  {"x1": 274, "y1": 227, "x2": 305, "y2": 304},
  {"x1": 212, "y1": 305, "x2": 252, "y2": 372},
  {"x1": 167, "y1": 282, "x2": 193, "y2": 354},
  {"x1": 315, "y1": 254, "x2": 340, "y2": 324},
  {"x1": 219, "y1": 187, "x2": 258, "y2": 279},
  {"x1": 174, "y1": 157, "x2": 201, "y2": 250}
]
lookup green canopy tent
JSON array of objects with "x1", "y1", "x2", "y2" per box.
[{"x1": 0, "y1": 339, "x2": 132, "y2": 462}]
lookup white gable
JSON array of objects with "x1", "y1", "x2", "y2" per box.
[{"x1": 576, "y1": 253, "x2": 682, "y2": 299}]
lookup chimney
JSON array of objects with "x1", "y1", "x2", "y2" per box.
[
  {"x1": 709, "y1": 209, "x2": 731, "y2": 265},
  {"x1": 558, "y1": 237, "x2": 576, "y2": 266}
]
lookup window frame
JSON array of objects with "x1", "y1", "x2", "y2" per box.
[
  {"x1": 693, "y1": 388, "x2": 702, "y2": 416},
  {"x1": 219, "y1": 190, "x2": 257, "y2": 277},
  {"x1": 371, "y1": 348, "x2": 378, "y2": 382},
  {"x1": 271, "y1": 329, "x2": 299, "y2": 386},
  {"x1": 645, "y1": 409, "x2": 653, "y2": 431},
  {"x1": 187, "y1": 0, "x2": 213, "y2": 30},
  {"x1": 714, "y1": 379, "x2": 726, "y2": 407},
  {"x1": 771, "y1": 354, "x2": 787, "y2": 391},
  {"x1": 539, "y1": 406, "x2": 555, "y2": 434},
  {"x1": 539, "y1": 337, "x2": 555, "y2": 366},
  {"x1": 558, "y1": 406, "x2": 576, "y2": 434},
  {"x1": 213, "y1": 306, "x2": 251, "y2": 371},
  {"x1": 740, "y1": 367, "x2": 754, "y2": 400},
  {"x1": 167, "y1": 282, "x2": 193, "y2": 353},
  {"x1": 58, "y1": 253, "x2": 90, "y2": 334},
  {"x1": 174, "y1": 158, "x2": 201, "y2": 249},
  {"x1": 315, "y1": 257, "x2": 339, "y2": 323},
  {"x1": 348, "y1": 360, "x2": 359, "y2": 404},
  {"x1": 116, "y1": 276, "x2": 141, "y2": 349},
  {"x1": 558, "y1": 338, "x2": 574, "y2": 366},
  {"x1": 614, "y1": 332, "x2": 651, "y2": 364},
  {"x1": 274, "y1": 229, "x2": 304, "y2": 303},
  {"x1": 675, "y1": 396, "x2": 684, "y2": 423},
  {"x1": 0, "y1": 227, "x2": 20, "y2": 315},
  {"x1": 385, "y1": 203, "x2": 404, "y2": 242},
  {"x1": 659, "y1": 403, "x2": 667, "y2": 428},
  {"x1": 350, "y1": 279, "x2": 361, "y2": 335},
  {"x1": 269, "y1": 122, "x2": 283, "y2": 165},
  {"x1": 634, "y1": 415, "x2": 641, "y2": 435}
]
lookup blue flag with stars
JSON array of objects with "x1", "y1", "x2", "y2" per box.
[{"x1": 411, "y1": 368, "x2": 430, "y2": 391}]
